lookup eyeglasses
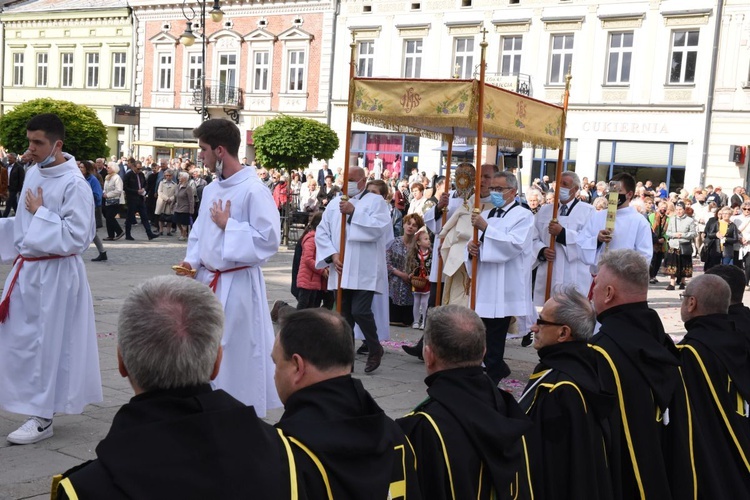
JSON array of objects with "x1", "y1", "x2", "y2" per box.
[
  {"x1": 679, "y1": 293, "x2": 692, "y2": 301},
  {"x1": 742, "y1": 208, "x2": 750, "y2": 212},
  {"x1": 488, "y1": 186, "x2": 513, "y2": 193},
  {"x1": 536, "y1": 316, "x2": 566, "y2": 327}
]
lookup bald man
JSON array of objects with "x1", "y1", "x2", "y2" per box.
[
  {"x1": 589, "y1": 249, "x2": 695, "y2": 498},
  {"x1": 677, "y1": 274, "x2": 750, "y2": 497}
]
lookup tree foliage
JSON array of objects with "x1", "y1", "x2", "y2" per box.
[
  {"x1": 0, "y1": 98, "x2": 110, "y2": 160},
  {"x1": 253, "y1": 115, "x2": 339, "y2": 172}
]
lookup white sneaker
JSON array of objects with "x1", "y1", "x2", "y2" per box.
[
  {"x1": 412, "y1": 322, "x2": 420, "y2": 329},
  {"x1": 419, "y1": 322, "x2": 425, "y2": 330},
  {"x1": 7, "y1": 417, "x2": 53, "y2": 445}
]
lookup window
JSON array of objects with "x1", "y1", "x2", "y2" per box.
[
  {"x1": 357, "y1": 40, "x2": 374, "y2": 77},
  {"x1": 13, "y1": 53, "x2": 23, "y2": 86},
  {"x1": 403, "y1": 39, "x2": 422, "y2": 78},
  {"x1": 548, "y1": 33, "x2": 573, "y2": 85},
  {"x1": 606, "y1": 32, "x2": 633, "y2": 84},
  {"x1": 500, "y1": 36, "x2": 522, "y2": 76},
  {"x1": 453, "y1": 37, "x2": 474, "y2": 79},
  {"x1": 187, "y1": 53, "x2": 202, "y2": 91},
  {"x1": 61, "y1": 53, "x2": 74, "y2": 88},
  {"x1": 597, "y1": 140, "x2": 687, "y2": 192},
  {"x1": 288, "y1": 49, "x2": 305, "y2": 92},
  {"x1": 112, "y1": 52, "x2": 126, "y2": 89},
  {"x1": 158, "y1": 52, "x2": 172, "y2": 91},
  {"x1": 36, "y1": 53, "x2": 48, "y2": 87},
  {"x1": 86, "y1": 52, "x2": 100, "y2": 88},
  {"x1": 252, "y1": 50, "x2": 269, "y2": 91},
  {"x1": 669, "y1": 30, "x2": 699, "y2": 84}
]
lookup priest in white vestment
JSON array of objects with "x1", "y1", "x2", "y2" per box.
[
  {"x1": 179, "y1": 119, "x2": 281, "y2": 417},
  {"x1": 0, "y1": 113, "x2": 102, "y2": 444},
  {"x1": 467, "y1": 171, "x2": 535, "y2": 384},
  {"x1": 576, "y1": 172, "x2": 653, "y2": 273},
  {"x1": 532, "y1": 171, "x2": 595, "y2": 306}
]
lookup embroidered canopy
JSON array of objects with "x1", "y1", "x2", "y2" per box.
[{"x1": 350, "y1": 78, "x2": 565, "y2": 150}]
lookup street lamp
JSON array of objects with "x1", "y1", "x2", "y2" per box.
[{"x1": 179, "y1": 0, "x2": 225, "y2": 121}]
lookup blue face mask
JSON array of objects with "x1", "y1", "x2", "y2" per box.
[
  {"x1": 39, "y1": 143, "x2": 59, "y2": 168},
  {"x1": 558, "y1": 187, "x2": 571, "y2": 201},
  {"x1": 490, "y1": 192, "x2": 506, "y2": 209}
]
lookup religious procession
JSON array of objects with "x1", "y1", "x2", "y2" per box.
[{"x1": 0, "y1": 0, "x2": 749, "y2": 496}]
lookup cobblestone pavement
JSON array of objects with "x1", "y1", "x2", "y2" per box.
[{"x1": 0, "y1": 223, "x2": 700, "y2": 499}]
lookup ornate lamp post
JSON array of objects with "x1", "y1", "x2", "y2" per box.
[{"x1": 179, "y1": 0, "x2": 224, "y2": 121}]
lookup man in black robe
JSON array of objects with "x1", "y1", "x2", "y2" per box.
[
  {"x1": 518, "y1": 286, "x2": 615, "y2": 500},
  {"x1": 589, "y1": 249, "x2": 696, "y2": 499},
  {"x1": 53, "y1": 276, "x2": 291, "y2": 499},
  {"x1": 677, "y1": 274, "x2": 750, "y2": 497},
  {"x1": 706, "y1": 264, "x2": 750, "y2": 346},
  {"x1": 272, "y1": 308, "x2": 420, "y2": 500},
  {"x1": 397, "y1": 305, "x2": 533, "y2": 500}
]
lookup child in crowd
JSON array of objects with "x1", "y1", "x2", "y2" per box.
[
  {"x1": 295, "y1": 212, "x2": 329, "y2": 309},
  {"x1": 407, "y1": 228, "x2": 432, "y2": 329}
]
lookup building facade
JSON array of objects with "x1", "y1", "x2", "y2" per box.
[
  {"x1": 0, "y1": 0, "x2": 134, "y2": 158},
  {"x1": 330, "y1": 0, "x2": 721, "y2": 192}
]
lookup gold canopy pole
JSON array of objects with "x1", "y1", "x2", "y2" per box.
[
  {"x1": 336, "y1": 37, "x2": 357, "y2": 313},
  {"x1": 434, "y1": 135, "x2": 453, "y2": 306},
  {"x1": 544, "y1": 72, "x2": 572, "y2": 302},
  {"x1": 469, "y1": 30, "x2": 488, "y2": 310}
]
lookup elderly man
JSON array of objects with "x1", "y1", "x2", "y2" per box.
[
  {"x1": 532, "y1": 171, "x2": 595, "y2": 306},
  {"x1": 53, "y1": 276, "x2": 291, "y2": 498},
  {"x1": 519, "y1": 286, "x2": 614, "y2": 499},
  {"x1": 468, "y1": 171, "x2": 535, "y2": 383},
  {"x1": 677, "y1": 274, "x2": 750, "y2": 497},
  {"x1": 707, "y1": 264, "x2": 750, "y2": 343},
  {"x1": 397, "y1": 305, "x2": 532, "y2": 499},
  {"x1": 589, "y1": 249, "x2": 695, "y2": 498},
  {"x1": 272, "y1": 308, "x2": 420, "y2": 498}
]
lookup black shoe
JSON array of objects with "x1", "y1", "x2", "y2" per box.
[
  {"x1": 401, "y1": 337, "x2": 424, "y2": 360},
  {"x1": 148, "y1": 234, "x2": 160, "y2": 241},
  {"x1": 356, "y1": 342, "x2": 369, "y2": 355},
  {"x1": 649, "y1": 278, "x2": 658, "y2": 284},
  {"x1": 521, "y1": 332, "x2": 533, "y2": 347},
  {"x1": 364, "y1": 346, "x2": 384, "y2": 373},
  {"x1": 679, "y1": 283, "x2": 686, "y2": 290},
  {"x1": 666, "y1": 284, "x2": 675, "y2": 290},
  {"x1": 91, "y1": 252, "x2": 107, "y2": 262},
  {"x1": 114, "y1": 232, "x2": 125, "y2": 241},
  {"x1": 125, "y1": 236, "x2": 135, "y2": 241}
]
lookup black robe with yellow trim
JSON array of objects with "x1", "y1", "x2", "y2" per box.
[
  {"x1": 275, "y1": 375, "x2": 421, "y2": 500},
  {"x1": 519, "y1": 342, "x2": 615, "y2": 500},
  {"x1": 52, "y1": 385, "x2": 291, "y2": 500},
  {"x1": 728, "y1": 302, "x2": 750, "y2": 347},
  {"x1": 678, "y1": 314, "x2": 750, "y2": 497},
  {"x1": 590, "y1": 302, "x2": 696, "y2": 500},
  {"x1": 396, "y1": 366, "x2": 533, "y2": 500}
]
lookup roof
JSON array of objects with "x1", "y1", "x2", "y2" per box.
[{"x1": 3, "y1": 0, "x2": 129, "y2": 13}]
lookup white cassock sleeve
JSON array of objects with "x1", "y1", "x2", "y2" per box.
[
  {"x1": 184, "y1": 205, "x2": 204, "y2": 269},
  {"x1": 23, "y1": 181, "x2": 95, "y2": 256},
  {"x1": 576, "y1": 211, "x2": 603, "y2": 267},
  {"x1": 222, "y1": 188, "x2": 280, "y2": 265},
  {"x1": 0, "y1": 219, "x2": 16, "y2": 262},
  {"x1": 478, "y1": 213, "x2": 534, "y2": 264},
  {"x1": 348, "y1": 196, "x2": 391, "y2": 242},
  {"x1": 315, "y1": 196, "x2": 342, "y2": 269}
]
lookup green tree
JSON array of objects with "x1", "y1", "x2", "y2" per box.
[
  {"x1": 0, "y1": 98, "x2": 110, "y2": 160},
  {"x1": 253, "y1": 115, "x2": 339, "y2": 171}
]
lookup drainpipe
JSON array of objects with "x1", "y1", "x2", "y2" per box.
[
  {"x1": 326, "y1": 0, "x2": 340, "y2": 126},
  {"x1": 0, "y1": 10, "x2": 6, "y2": 118},
  {"x1": 700, "y1": 0, "x2": 724, "y2": 187},
  {"x1": 128, "y1": 3, "x2": 138, "y2": 156}
]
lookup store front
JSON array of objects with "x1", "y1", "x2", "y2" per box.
[
  {"x1": 595, "y1": 140, "x2": 687, "y2": 192},
  {"x1": 350, "y1": 131, "x2": 420, "y2": 179}
]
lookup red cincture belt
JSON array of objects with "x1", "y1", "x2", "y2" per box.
[
  {"x1": 0, "y1": 254, "x2": 71, "y2": 323},
  {"x1": 208, "y1": 266, "x2": 250, "y2": 293}
]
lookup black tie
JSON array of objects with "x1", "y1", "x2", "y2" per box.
[{"x1": 559, "y1": 204, "x2": 568, "y2": 217}]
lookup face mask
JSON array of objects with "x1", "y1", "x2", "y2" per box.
[
  {"x1": 348, "y1": 181, "x2": 361, "y2": 197},
  {"x1": 215, "y1": 159, "x2": 223, "y2": 179},
  {"x1": 490, "y1": 192, "x2": 506, "y2": 209},
  {"x1": 617, "y1": 194, "x2": 627, "y2": 207},
  {"x1": 39, "y1": 143, "x2": 59, "y2": 168},
  {"x1": 558, "y1": 187, "x2": 570, "y2": 201}
]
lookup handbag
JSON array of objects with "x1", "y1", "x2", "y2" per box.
[
  {"x1": 700, "y1": 244, "x2": 709, "y2": 263},
  {"x1": 105, "y1": 197, "x2": 119, "y2": 206}
]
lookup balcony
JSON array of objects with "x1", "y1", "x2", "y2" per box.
[
  {"x1": 484, "y1": 73, "x2": 532, "y2": 97},
  {"x1": 191, "y1": 79, "x2": 244, "y2": 123}
]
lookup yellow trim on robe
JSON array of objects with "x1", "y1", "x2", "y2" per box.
[
  {"x1": 542, "y1": 381, "x2": 588, "y2": 413},
  {"x1": 521, "y1": 435, "x2": 534, "y2": 500},
  {"x1": 528, "y1": 369, "x2": 552, "y2": 380},
  {"x1": 415, "y1": 411, "x2": 457, "y2": 500},
  {"x1": 58, "y1": 478, "x2": 79, "y2": 500},
  {"x1": 390, "y1": 444, "x2": 407, "y2": 499},
  {"x1": 287, "y1": 435, "x2": 334, "y2": 500},
  {"x1": 677, "y1": 366, "x2": 698, "y2": 500},
  {"x1": 590, "y1": 344, "x2": 646, "y2": 500},
  {"x1": 276, "y1": 429, "x2": 299, "y2": 500}
]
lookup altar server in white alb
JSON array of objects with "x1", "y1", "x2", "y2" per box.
[
  {"x1": 532, "y1": 171, "x2": 595, "y2": 305},
  {"x1": 468, "y1": 171, "x2": 535, "y2": 384},
  {"x1": 577, "y1": 172, "x2": 653, "y2": 272},
  {"x1": 314, "y1": 177, "x2": 391, "y2": 347},
  {"x1": 0, "y1": 113, "x2": 102, "y2": 444},
  {"x1": 178, "y1": 119, "x2": 281, "y2": 417}
]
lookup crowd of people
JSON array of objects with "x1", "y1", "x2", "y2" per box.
[{"x1": 0, "y1": 114, "x2": 747, "y2": 498}]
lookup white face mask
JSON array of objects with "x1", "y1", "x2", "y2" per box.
[
  {"x1": 39, "y1": 143, "x2": 59, "y2": 168},
  {"x1": 348, "y1": 180, "x2": 361, "y2": 197}
]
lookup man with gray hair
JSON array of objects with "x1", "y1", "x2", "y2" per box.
[
  {"x1": 397, "y1": 305, "x2": 533, "y2": 499},
  {"x1": 518, "y1": 285, "x2": 615, "y2": 499},
  {"x1": 53, "y1": 276, "x2": 291, "y2": 499},
  {"x1": 677, "y1": 274, "x2": 750, "y2": 497},
  {"x1": 589, "y1": 249, "x2": 695, "y2": 498},
  {"x1": 469, "y1": 170, "x2": 535, "y2": 383}
]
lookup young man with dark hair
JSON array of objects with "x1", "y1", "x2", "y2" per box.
[
  {"x1": 178, "y1": 118, "x2": 281, "y2": 417},
  {"x1": 0, "y1": 113, "x2": 102, "y2": 444},
  {"x1": 273, "y1": 308, "x2": 420, "y2": 498}
]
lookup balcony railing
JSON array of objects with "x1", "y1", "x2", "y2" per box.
[
  {"x1": 191, "y1": 79, "x2": 243, "y2": 123},
  {"x1": 483, "y1": 72, "x2": 532, "y2": 97}
]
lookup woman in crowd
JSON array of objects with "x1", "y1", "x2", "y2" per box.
[
  {"x1": 734, "y1": 201, "x2": 750, "y2": 288},
  {"x1": 301, "y1": 179, "x2": 320, "y2": 212},
  {"x1": 173, "y1": 171, "x2": 195, "y2": 241},
  {"x1": 387, "y1": 212, "x2": 424, "y2": 326},
  {"x1": 705, "y1": 206, "x2": 738, "y2": 269},
  {"x1": 664, "y1": 203, "x2": 696, "y2": 290},
  {"x1": 102, "y1": 161, "x2": 124, "y2": 241},
  {"x1": 592, "y1": 197, "x2": 608, "y2": 211},
  {"x1": 155, "y1": 169, "x2": 177, "y2": 236},
  {"x1": 79, "y1": 160, "x2": 107, "y2": 262}
]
